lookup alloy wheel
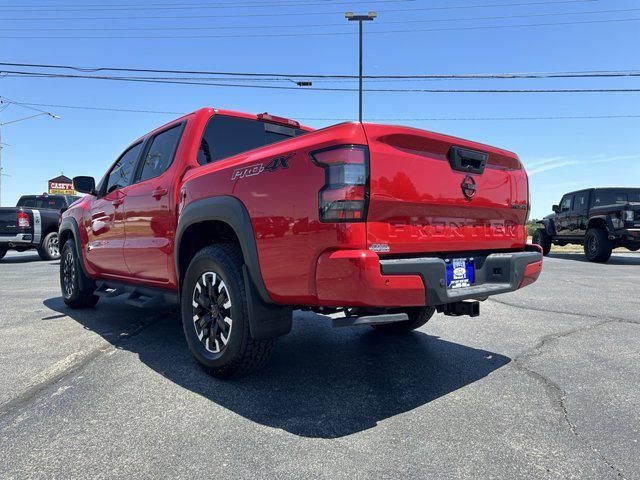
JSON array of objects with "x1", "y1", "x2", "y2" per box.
[
  {"x1": 62, "y1": 250, "x2": 75, "y2": 298},
  {"x1": 191, "y1": 272, "x2": 233, "y2": 354},
  {"x1": 48, "y1": 234, "x2": 60, "y2": 258}
]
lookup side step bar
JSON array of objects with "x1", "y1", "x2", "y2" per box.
[
  {"x1": 332, "y1": 313, "x2": 408, "y2": 328},
  {"x1": 94, "y1": 280, "x2": 178, "y2": 309}
]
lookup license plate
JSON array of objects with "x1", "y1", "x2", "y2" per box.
[{"x1": 446, "y1": 258, "x2": 475, "y2": 289}]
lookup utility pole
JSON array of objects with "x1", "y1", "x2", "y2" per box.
[
  {"x1": 345, "y1": 11, "x2": 377, "y2": 123},
  {"x1": 0, "y1": 110, "x2": 60, "y2": 206}
]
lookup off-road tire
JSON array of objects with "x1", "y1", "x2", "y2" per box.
[
  {"x1": 38, "y1": 232, "x2": 61, "y2": 261},
  {"x1": 371, "y1": 306, "x2": 436, "y2": 332},
  {"x1": 0, "y1": 248, "x2": 6, "y2": 261},
  {"x1": 181, "y1": 244, "x2": 276, "y2": 379},
  {"x1": 584, "y1": 228, "x2": 613, "y2": 263},
  {"x1": 60, "y1": 239, "x2": 99, "y2": 308},
  {"x1": 532, "y1": 229, "x2": 552, "y2": 256}
]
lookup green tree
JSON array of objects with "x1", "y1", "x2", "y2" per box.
[{"x1": 526, "y1": 219, "x2": 540, "y2": 236}]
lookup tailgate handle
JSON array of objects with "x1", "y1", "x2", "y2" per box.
[{"x1": 448, "y1": 147, "x2": 488, "y2": 174}]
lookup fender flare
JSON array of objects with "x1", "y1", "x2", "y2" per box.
[
  {"x1": 58, "y1": 217, "x2": 93, "y2": 290},
  {"x1": 587, "y1": 215, "x2": 615, "y2": 235},
  {"x1": 174, "y1": 195, "x2": 272, "y2": 305},
  {"x1": 536, "y1": 218, "x2": 556, "y2": 236},
  {"x1": 175, "y1": 196, "x2": 291, "y2": 340}
]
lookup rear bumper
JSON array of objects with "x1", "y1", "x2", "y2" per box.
[
  {"x1": 616, "y1": 228, "x2": 640, "y2": 242},
  {"x1": 315, "y1": 245, "x2": 543, "y2": 307},
  {"x1": 0, "y1": 233, "x2": 35, "y2": 247}
]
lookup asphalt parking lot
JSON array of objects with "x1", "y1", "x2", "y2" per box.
[{"x1": 0, "y1": 251, "x2": 638, "y2": 479}]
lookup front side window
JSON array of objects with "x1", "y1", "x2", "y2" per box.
[
  {"x1": 138, "y1": 124, "x2": 183, "y2": 182},
  {"x1": 105, "y1": 143, "x2": 143, "y2": 194},
  {"x1": 560, "y1": 195, "x2": 572, "y2": 212},
  {"x1": 197, "y1": 115, "x2": 307, "y2": 165}
]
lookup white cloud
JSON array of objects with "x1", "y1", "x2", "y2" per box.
[
  {"x1": 528, "y1": 160, "x2": 577, "y2": 175},
  {"x1": 525, "y1": 154, "x2": 640, "y2": 176}
]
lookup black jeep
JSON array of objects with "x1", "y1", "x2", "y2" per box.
[{"x1": 533, "y1": 188, "x2": 640, "y2": 262}]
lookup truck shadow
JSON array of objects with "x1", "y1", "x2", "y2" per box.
[
  {"x1": 44, "y1": 297, "x2": 510, "y2": 439},
  {"x1": 0, "y1": 253, "x2": 46, "y2": 264},
  {"x1": 548, "y1": 252, "x2": 640, "y2": 265}
]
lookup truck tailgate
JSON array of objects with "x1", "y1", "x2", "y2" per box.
[
  {"x1": 0, "y1": 209, "x2": 20, "y2": 235},
  {"x1": 363, "y1": 124, "x2": 529, "y2": 254}
]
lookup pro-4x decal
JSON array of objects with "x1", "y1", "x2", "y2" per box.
[{"x1": 231, "y1": 153, "x2": 293, "y2": 181}]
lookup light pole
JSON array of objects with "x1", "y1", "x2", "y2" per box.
[
  {"x1": 345, "y1": 11, "x2": 376, "y2": 123},
  {"x1": 0, "y1": 111, "x2": 60, "y2": 206}
]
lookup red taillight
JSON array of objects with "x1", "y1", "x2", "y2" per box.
[
  {"x1": 17, "y1": 211, "x2": 30, "y2": 228},
  {"x1": 311, "y1": 145, "x2": 369, "y2": 222}
]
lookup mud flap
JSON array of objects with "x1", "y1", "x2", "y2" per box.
[{"x1": 242, "y1": 265, "x2": 292, "y2": 340}]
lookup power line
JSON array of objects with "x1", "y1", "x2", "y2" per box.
[
  {"x1": 0, "y1": 97, "x2": 184, "y2": 115},
  {"x1": 0, "y1": 0, "x2": 597, "y2": 21},
  {"x1": 2, "y1": 62, "x2": 639, "y2": 80},
  {"x1": 2, "y1": 16, "x2": 638, "y2": 38},
  {"x1": 0, "y1": 0, "x2": 410, "y2": 12},
  {"x1": 0, "y1": 0, "x2": 383, "y2": 5},
  {"x1": 4, "y1": 70, "x2": 640, "y2": 93},
  {"x1": 3, "y1": 7, "x2": 638, "y2": 31},
  {"x1": 3, "y1": 99, "x2": 640, "y2": 121}
]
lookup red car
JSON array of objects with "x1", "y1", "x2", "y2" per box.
[{"x1": 60, "y1": 108, "x2": 542, "y2": 377}]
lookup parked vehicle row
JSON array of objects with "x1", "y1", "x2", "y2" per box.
[
  {"x1": 0, "y1": 194, "x2": 79, "y2": 261},
  {"x1": 57, "y1": 107, "x2": 543, "y2": 378},
  {"x1": 533, "y1": 188, "x2": 640, "y2": 262}
]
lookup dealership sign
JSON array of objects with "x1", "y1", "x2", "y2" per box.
[{"x1": 48, "y1": 175, "x2": 76, "y2": 195}]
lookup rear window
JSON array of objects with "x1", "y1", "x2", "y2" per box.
[
  {"x1": 17, "y1": 196, "x2": 67, "y2": 210},
  {"x1": 197, "y1": 115, "x2": 307, "y2": 165}
]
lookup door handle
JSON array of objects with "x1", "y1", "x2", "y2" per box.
[{"x1": 152, "y1": 187, "x2": 168, "y2": 199}]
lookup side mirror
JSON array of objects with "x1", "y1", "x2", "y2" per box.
[
  {"x1": 73, "y1": 176, "x2": 96, "y2": 195},
  {"x1": 552, "y1": 204, "x2": 560, "y2": 213}
]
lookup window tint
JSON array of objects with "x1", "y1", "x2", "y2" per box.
[
  {"x1": 17, "y1": 196, "x2": 66, "y2": 209},
  {"x1": 17, "y1": 196, "x2": 36, "y2": 208},
  {"x1": 139, "y1": 125, "x2": 183, "y2": 182},
  {"x1": 37, "y1": 197, "x2": 67, "y2": 209},
  {"x1": 594, "y1": 192, "x2": 627, "y2": 205},
  {"x1": 573, "y1": 193, "x2": 587, "y2": 211},
  {"x1": 106, "y1": 143, "x2": 142, "y2": 194},
  {"x1": 198, "y1": 115, "x2": 307, "y2": 165},
  {"x1": 560, "y1": 195, "x2": 572, "y2": 211}
]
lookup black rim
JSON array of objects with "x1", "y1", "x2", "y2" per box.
[
  {"x1": 62, "y1": 250, "x2": 75, "y2": 298},
  {"x1": 191, "y1": 272, "x2": 233, "y2": 354},
  {"x1": 48, "y1": 234, "x2": 60, "y2": 257}
]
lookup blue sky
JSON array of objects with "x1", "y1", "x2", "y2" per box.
[{"x1": 0, "y1": 0, "x2": 638, "y2": 219}]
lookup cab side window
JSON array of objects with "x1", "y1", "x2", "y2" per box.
[
  {"x1": 105, "y1": 143, "x2": 143, "y2": 194},
  {"x1": 560, "y1": 195, "x2": 572, "y2": 212},
  {"x1": 138, "y1": 124, "x2": 183, "y2": 182}
]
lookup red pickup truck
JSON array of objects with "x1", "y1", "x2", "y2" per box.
[{"x1": 60, "y1": 108, "x2": 542, "y2": 377}]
